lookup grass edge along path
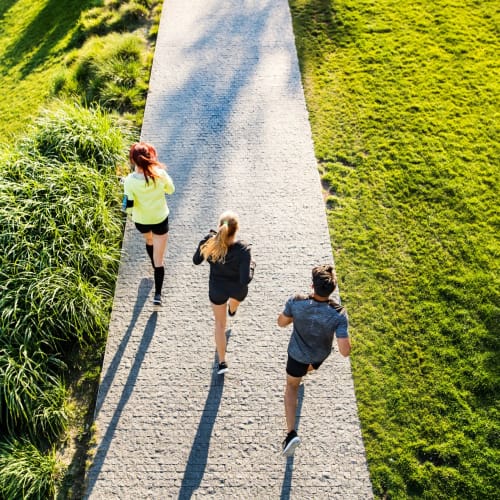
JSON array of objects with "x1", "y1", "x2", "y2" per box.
[{"x1": 289, "y1": 0, "x2": 499, "y2": 498}]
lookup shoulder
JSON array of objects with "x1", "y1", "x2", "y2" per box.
[
  {"x1": 199, "y1": 230, "x2": 216, "y2": 243},
  {"x1": 327, "y1": 299, "x2": 346, "y2": 314},
  {"x1": 234, "y1": 240, "x2": 252, "y2": 252},
  {"x1": 285, "y1": 294, "x2": 309, "y2": 308},
  {"x1": 154, "y1": 168, "x2": 168, "y2": 179},
  {"x1": 291, "y1": 293, "x2": 309, "y2": 302},
  {"x1": 283, "y1": 293, "x2": 308, "y2": 315},
  {"x1": 123, "y1": 174, "x2": 136, "y2": 189}
]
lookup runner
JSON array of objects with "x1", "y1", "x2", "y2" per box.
[
  {"x1": 277, "y1": 264, "x2": 351, "y2": 456},
  {"x1": 123, "y1": 142, "x2": 175, "y2": 306},
  {"x1": 193, "y1": 211, "x2": 254, "y2": 374}
]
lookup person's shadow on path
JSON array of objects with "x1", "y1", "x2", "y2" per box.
[
  {"x1": 94, "y1": 277, "x2": 152, "y2": 418},
  {"x1": 178, "y1": 330, "x2": 231, "y2": 500},
  {"x1": 85, "y1": 289, "x2": 157, "y2": 498},
  {"x1": 280, "y1": 384, "x2": 305, "y2": 500}
]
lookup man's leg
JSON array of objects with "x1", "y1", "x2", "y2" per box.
[
  {"x1": 283, "y1": 374, "x2": 302, "y2": 456},
  {"x1": 285, "y1": 375, "x2": 302, "y2": 433}
]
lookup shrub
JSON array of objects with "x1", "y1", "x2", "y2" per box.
[{"x1": 0, "y1": 103, "x2": 130, "y2": 468}]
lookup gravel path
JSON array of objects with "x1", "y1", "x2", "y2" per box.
[{"x1": 85, "y1": 1, "x2": 373, "y2": 498}]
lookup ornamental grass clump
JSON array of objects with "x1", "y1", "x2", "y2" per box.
[
  {"x1": 21, "y1": 100, "x2": 130, "y2": 171},
  {"x1": 56, "y1": 32, "x2": 148, "y2": 115},
  {"x1": 0, "y1": 102, "x2": 130, "y2": 496},
  {"x1": 0, "y1": 437, "x2": 62, "y2": 500}
]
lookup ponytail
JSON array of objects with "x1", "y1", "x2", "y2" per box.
[
  {"x1": 201, "y1": 212, "x2": 239, "y2": 262},
  {"x1": 129, "y1": 142, "x2": 166, "y2": 184}
]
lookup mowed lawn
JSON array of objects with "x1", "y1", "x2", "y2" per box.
[
  {"x1": 289, "y1": 0, "x2": 498, "y2": 498},
  {"x1": 0, "y1": 0, "x2": 93, "y2": 140}
]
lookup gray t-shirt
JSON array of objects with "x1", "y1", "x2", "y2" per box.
[{"x1": 283, "y1": 294, "x2": 349, "y2": 364}]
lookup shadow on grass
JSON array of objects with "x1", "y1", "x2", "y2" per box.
[
  {"x1": 178, "y1": 329, "x2": 231, "y2": 500},
  {"x1": 1, "y1": 0, "x2": 93, "y2": 76},
  {"x1": 0, "y1": 0, "x2": 19, "y2": 22},
  {"x1": 288, "y1": 0, "x2": 353, "y2": 71}
]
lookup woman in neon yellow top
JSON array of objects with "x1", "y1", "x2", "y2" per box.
[{"x1": 124, "y1": 142, "x2": 175, "y2": 306}]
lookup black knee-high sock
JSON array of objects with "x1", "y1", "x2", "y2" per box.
[
  {"x1": 146, "y1": 244, "x2": 154, "y2": 268},
  {"x1": 154, "y1": 266, "x2": 165, "y2": 296}
]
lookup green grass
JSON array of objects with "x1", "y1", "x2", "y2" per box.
[
  {"x1": 0, "y1": 0, "x2": 161, "y2": 497},
  {"x1": 0, "y1": 437, "x2": 62, "y2": 499},
  {"x1": 289, "y1": 0, "x2": 499, "y2": 498},
  {"x1": 0, "y1": 0, "x2": 98, "y2": 141},
  {"x1": 0, "y1": 103, "x2": 131, "y2": 496}
]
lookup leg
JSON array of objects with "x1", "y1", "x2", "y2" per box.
[
  {"x1": 140, "y1": 231, "x2": 154, "y2": 246},
  {"x1": 152, "y1": 232, "x2": 168, "y2": 267},
  {"x1": 211, "y1": 303, "x2": 228, "y2": 363},
  {"x1": 285, "y1": 375, "x2": 302, "y2": 433},
  {"x1": 228, "y1": 297, "x2": 241, "y2": 316},
  {"x1": 140, "y1": 231, "x2": 155, "y2": 268}
]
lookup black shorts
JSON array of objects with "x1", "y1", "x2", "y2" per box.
[
  {"x1": 135, "y1": 216, "x2": 169, "y2": 235},
  {"x1": 209, "y1": 282, "x2": 248, "y2": 305},
  {"x1": 286, "y1": 355, "x2": 324, "y2": 378}
]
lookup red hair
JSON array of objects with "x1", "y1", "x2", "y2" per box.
[{"x1": 129, "y1": 142, "x2": 165, "y2": 183}]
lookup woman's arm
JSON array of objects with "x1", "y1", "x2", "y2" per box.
[
  {"x1": 159, "y1": 170, "x2": 175, "y2": 194},
  {"x1": 193, "y1": 232, "x2": 215, "y2": 265},
  {"x1": 239, "y1": 247, "x2": 253, "y2": 284}
]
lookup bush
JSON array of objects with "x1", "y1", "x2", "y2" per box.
[{"x1": 0, "y1": 104, "x2": 130, "y2": 491}]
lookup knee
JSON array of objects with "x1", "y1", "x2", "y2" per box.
[
  {"x1": 286, "y1": 378, "x2": 301, "y2": 393},
  {"x1": 214, "y1": 319, "x2": 226, "y2": 330}
]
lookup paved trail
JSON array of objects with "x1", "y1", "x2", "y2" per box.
[{"x1": 85, "y1": 0, "x2": 373, "y2": 498}]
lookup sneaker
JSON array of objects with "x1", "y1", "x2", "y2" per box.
[
  {"x1": 153, "y1": 293, "x2": 162, "y2": 306},
  {"x1": 282, "y1": 430, "x2": 301, "y2": 457},
  {"x1": 217, "y1": 362, "x2": 228, "y2": 375}
]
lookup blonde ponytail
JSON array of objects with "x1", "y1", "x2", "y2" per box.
[{"x1": 201, "y1": 211, "x2": 239, "y2": 262}]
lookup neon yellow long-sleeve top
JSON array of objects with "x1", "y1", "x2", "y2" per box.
[{"x1": 123, "y1": 168, "x2": 175, "y2": 225}]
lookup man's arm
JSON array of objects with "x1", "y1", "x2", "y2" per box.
[
  {"x1": 336, "y1": 337, "x2": 351, "y2": 357},
  {"x1": 277, "y1": 313, "x2": 293, "y2": 327}
]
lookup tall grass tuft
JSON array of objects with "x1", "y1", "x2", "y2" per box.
[
  {"x1": 0, "y1": 103, "x2": 130, "y2": 497},
  {"x1": 21, "y1": 100, "x2": 131, "y2": 171},
  {"x1": 55, "y1": 33, "x2": 148, "y2": 115},
  {"x1": 0, "y1": 343, "x2": 69, "y2": 442},
  {"x1": 0, "y1": 437, "x2": 63, "y2": 499}
]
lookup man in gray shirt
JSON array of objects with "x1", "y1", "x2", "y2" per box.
[{"x1": 277, "y1": 265, "x2": 351, "y2": 456}]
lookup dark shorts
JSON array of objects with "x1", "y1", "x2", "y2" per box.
[
  {"x1": 209, "y1": 282, "x2": 248, "y2": 305},
  {"x1": 286, "y1": 355, "x2": 324, "y2": 378},
  {"x1": 135, "y1": 216, "x2": 169, "y2": 235}
]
